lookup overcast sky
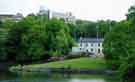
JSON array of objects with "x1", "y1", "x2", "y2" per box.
[{"x1": 0, "y1": 0, "x2": 135, "y2": 21}]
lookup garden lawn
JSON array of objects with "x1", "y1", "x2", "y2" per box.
[{"x1": 11, "y1": 57, "x2": 106, "y2": 71}]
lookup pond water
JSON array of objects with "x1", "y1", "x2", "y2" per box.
[{"x1": 0, "y1": 72, "x2": 119, "y2": 82}]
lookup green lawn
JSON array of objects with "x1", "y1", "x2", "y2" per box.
[{"x1": 10, "y1": 57, "x2": 106, "y2": 71}]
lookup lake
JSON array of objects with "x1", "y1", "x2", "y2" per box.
[{"x1": 0, "y1": 72, "x2": 119, "y2": 82}]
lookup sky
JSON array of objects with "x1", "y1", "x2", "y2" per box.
[{"x1": 0, "y1": 0, "x2": 135, "y2": 21}]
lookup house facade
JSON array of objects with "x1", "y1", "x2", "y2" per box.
[{"x1": 72, "y1": 38, "x2": 104, "y2": 56}]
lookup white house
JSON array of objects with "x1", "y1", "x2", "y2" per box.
[{"x1": 72, "y1": 38, "x2": 104, "y2": 56}]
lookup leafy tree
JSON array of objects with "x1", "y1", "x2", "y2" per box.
[
  {"x1": 3, "y1": 15, "x2": 74, "y2": 63},
  {"x1": 97, "y1": 20, "x2": 116, "y2": 38},
  {"x1": 126, "y1": 5, "x2": 135, "y2": 27},
  {"x1": 0, "y1": 29, "x2": 8, "y2": 61},
  {"x1": 103, "y1": 20, "x2": 130, "y2": 69},
  {"x1": 75, "y1": 20, "x2": 116, "y2": 38},
  {"x1": 2, "y1": 20, "x2": 16, "y2": 29},
  {"x1": 76, "y1": 20, "x2": 97, "y2": 37},
  {"x1": 45, "y1": 18, "x2": 74, "y2": 56},
  {"x1": 103, "y1": 5, "x2": 135, "y2": 82},
  {"x1": 5, "y1": 15, "x2": 46, "y2": 62}
]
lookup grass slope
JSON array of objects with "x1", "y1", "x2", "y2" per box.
[{"x1": 11, "y1": 57, "x2": 106, "y2": 71}]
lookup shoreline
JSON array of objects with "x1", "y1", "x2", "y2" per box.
[
  {"x1": 9, "y1": 57, "x2": 109, "y2": 74},
  {"x1": 10, "y1": 67, "x2": 114, "y2": 75}
]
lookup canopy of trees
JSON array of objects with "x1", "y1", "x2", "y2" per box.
[
  {"x1": 69, "y1": 19, "x2": 116, "y2": 39},
  {"x1": 103, "y1": 5, "x2": 135, "y2": 82},
  {"x1": 0, "y1": 12, "x2": 118, "y2": 63},
  {"x1": 0, "y1": 15, "x2": 74, "y2": 63}
]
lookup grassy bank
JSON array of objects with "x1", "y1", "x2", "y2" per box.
[{"x1": 10, "y1": 57, "x2": 106, "y2": 71}]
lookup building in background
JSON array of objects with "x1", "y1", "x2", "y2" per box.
[
  {"x1": 0, "y1": 13, "x2": 23, "y2": 22},
  {"x1": 38, "y1": 7, "x2": 76, "y2": 24},
  {"x1": 12, "y1": 13, "x2": 23, "y2": 22},
  {"x1": 72, "y1": 38, "x2": 104, "y2": 56},
  {"x1": 50, "y1": 11, "x2": 76, "y2": 24}
]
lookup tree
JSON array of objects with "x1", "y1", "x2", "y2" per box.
[
  {"x1": 74, "y1": 20, "x2": 115, "y2": 38},
  {"x1": 103, "y1": 5, "x2": 135, "y2": 82},
  {"x1": 97, "y1": 20, "x2": 116, "y2": 38},
  {"x1": 76, "y1": 20, "x2": 97, "y2": 38},
  {"x1": 4, "y1": 15, "x2": 75, "y2": 63},
  {"x1": 5, "y1": 15, "x2": 47, "y2": 62},
  {"x1": 0, "y1": 20, "x2": 17, "y2": 61},
  {"x1": 45, "y1": 18, "x2": 75, "y2": 56},
  {"x1": 0, "y1": 29, "x2": 8, "y2": 61},
  {"x1": 103, "y1": 20, "x2": 130, "y2": 69},
  {"x1": 126, "y1": 5, "x2": 135, "y2": 27}
]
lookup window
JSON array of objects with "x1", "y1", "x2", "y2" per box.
[
  {"x1": 98, "y1": 43, "x2": 100, "y2": 47},
  {"x1": 85, "y1": 43, "x2": 88, "y2": 47},
  {"x1": 91, "y1": 43, "x2": 93, "y2": 46},
  {"x1": 91, "y1": 48, "x2": 93, "y2": 52},
  {"x1": 66, "y1": 18, "x2": 69, "y2": 21},
  {"x1": 98, "y1": 49, "x2": 100, "y2": 53}
]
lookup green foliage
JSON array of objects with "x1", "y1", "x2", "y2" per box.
[
  {"x1": 2, "y1": 20, "x2": 16, "y2": 29},
  {"x1": 0, "y1": 14, "x2": 74, "y2": 62},
  {"x1": 45, "y1": 18, "x2": 74, "y2": 56},
  {"x1": 127, "y1": 5, "x2": 135, "y2": 27},
  {"x1": 103, "y1": 20, "x2": 131, "y2": 69},
  {"x1": 0, "y1": 29, "x2": 8, "y2": 60},
  {"x1": 76, "y1": 20, "x2": 97, "y2": 37},
  {"x1": 103, "y1": 5, "x2": 135, "y2": 82},
  {"x1": 97, "y1": 20, "x2": 116, "y2": 38},
  {"x1": 75, "y1": 20, "x2": 115, "y2": 38}
]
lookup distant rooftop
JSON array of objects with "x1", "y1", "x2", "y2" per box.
[
  {"x1": 78, "y1": 38, "x2": 104, "y2": 43},
  {"x1": 0, "y1": 14, "x2": 14, "y2": 17},
  {"x1": 0, "y1": 13, "x2": 23, "y2": 22}
]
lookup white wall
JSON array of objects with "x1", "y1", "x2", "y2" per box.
[{"x1": 72, "y1": 42, "x2": 103, "y2": 55}]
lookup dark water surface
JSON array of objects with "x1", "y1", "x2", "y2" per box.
[{"x1": 0, "y1": 72, "x2": 119, "y2": 82}]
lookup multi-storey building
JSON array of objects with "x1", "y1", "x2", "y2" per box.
[
  {"x1": 38, "y1": 8, "x2": 76, "y2": 24},
  {"x1": 0, "y1": 13, "x2": 23, "y2": 22}
]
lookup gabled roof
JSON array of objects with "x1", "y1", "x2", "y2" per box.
[{"x1": 78, "y1": 38, "x2": 104, "y2": 43}]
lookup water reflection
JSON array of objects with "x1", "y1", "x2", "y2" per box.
[
  {"x1": 0, "y1": 72, "x2": 119, "y2": 82},
  {"x1": 70, "y1": 79, "x2": 105, "y2": 82}
]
